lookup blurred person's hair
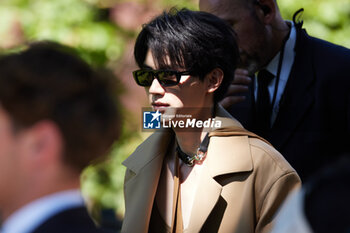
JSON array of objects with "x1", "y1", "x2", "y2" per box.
[
  {"x1": 0, "y1": 41, "x2": 120, "y2": 171},
  {"x1": 134, "y1": 8, "x2": 239, "y2": 103}
]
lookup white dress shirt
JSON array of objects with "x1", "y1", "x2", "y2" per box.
[
  {"x1": 254, "y1": 21, "x2": 297, "y2": 125},
  {"x1": 1, "y1": 189, "x2": 84, "y2": 233}
]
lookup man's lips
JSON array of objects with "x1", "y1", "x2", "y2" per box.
[{"x1": 152, "y1": 102, "x2": 170, "y2": 109}]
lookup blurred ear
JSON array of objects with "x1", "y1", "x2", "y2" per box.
[
  {"x1": 206, "y1": 68, "x2": 224, "y2": 94},
  {"x1": 255, "y1": 0, "x2": 277, "y2": 25},
  {"x1": 20, "y1": 121, "x2": 63, "y2": 170}
]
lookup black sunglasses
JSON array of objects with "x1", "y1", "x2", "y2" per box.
[{"x1": 132, "y1": 69, "x2": 191, "y2": 87}]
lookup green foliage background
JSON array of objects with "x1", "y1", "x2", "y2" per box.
[{"x1": 0, "y1": 0, "x2": 348, "y2": 221}]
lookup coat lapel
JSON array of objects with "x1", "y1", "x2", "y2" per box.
[
  {"x1": 122, "y1": 129, "x2": 174, "y2": 233},
  {"x1": 187, "y1": 107, "x2": 253, "y2": 232},
  {"x1": 271, "y1": 27, "x2": 315, "y2": 149},
  {"x1": 186, "y1": 163, "x2": 222, "y2": 233},
  {"x1": 123, "y1": 107, "x2": 254, "y2": 232}
]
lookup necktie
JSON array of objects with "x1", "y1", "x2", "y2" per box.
[{"x1": 256, "y1": 69, "x2": 274, "y2": 137}]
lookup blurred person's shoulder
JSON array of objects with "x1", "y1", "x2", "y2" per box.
[{"x1": 32, "y1": 206, "x2": 115, "y2": 233}]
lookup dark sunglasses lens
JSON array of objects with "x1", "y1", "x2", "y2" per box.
[
  {"x1": 133, "y1": 70, "x2": 154, "y2": 86},
  {"x1": 157, "y1": 71, "x2": 178, "y2": 86}
]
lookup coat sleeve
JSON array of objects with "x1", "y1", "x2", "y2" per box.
[{"x1": 255, "y1": 171, "x2": 301, "y2": 233}]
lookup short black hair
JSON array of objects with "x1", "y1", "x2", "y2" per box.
[
  {"x1": 134, "y1": 8, "x2": 239, "y2": 103},
  {"x1": 0, "y1": 41, "x2": 120, "y2": 171}
]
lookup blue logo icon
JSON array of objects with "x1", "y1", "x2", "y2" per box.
[{"x1": 143, "y1": 110, "x2": 162, "y2": 129}]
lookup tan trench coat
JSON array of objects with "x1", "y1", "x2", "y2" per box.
[{"x1": 122, "y1": 107, "x2": 301, "y2": 233}]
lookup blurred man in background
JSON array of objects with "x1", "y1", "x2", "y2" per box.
[
  {"x1": 200, "y1": 0, "x2": 350, "y2": 180},
  {"x1": 0, "y1": 42, "x2": 120, "y2": 233}
]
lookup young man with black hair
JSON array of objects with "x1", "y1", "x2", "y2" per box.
[
  {"x1": 200, "y1": 0, "x2": 350, "y2": 181},
  {"x1": 122, "y1": 9, "x2": 300, "y2": 233},
  {"x1": 0, "y1": 42, "x2": 120, "y2": 233}
]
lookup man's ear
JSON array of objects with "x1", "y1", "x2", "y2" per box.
[
  {"x1": 21, "y1": 121, "x2": 63, "y2": 170},
  {"x1": 255, "y1": 0, "x2": 276, "y2": 24},
  {"x1": 206, "y1": 68, "x2": 224, "y2": 94}
]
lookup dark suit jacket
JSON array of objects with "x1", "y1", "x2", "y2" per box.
[
  {"x1": 229, "y1": 23, "x2": 350, "y2": 181},
  {"x1": 31, "y1": 207, "x2": 112, "y2": 233}
]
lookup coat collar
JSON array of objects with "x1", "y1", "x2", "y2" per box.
[
  {"x1": 123, "y1": 106, "x2": 253, "y2": 176},
  {"x1": 122, "y1": 129, "x2": 174, "y2": 233},
  {"x1": 188, "y1": 106, "x2": 254, "y2": 232},
  {"x1": 207, "y1": 106, "x2": 253, "y2": 177},
  {"x1": 122, "y1": 105, "x2": 254, "y2": 232},
  {"x1": 122, "y1": 128, "x2": 174, "y2": 175}
]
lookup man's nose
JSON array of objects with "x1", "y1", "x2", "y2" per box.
[{"x1": 149, "y1": 78, "x2": 165, "y2": 95}]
